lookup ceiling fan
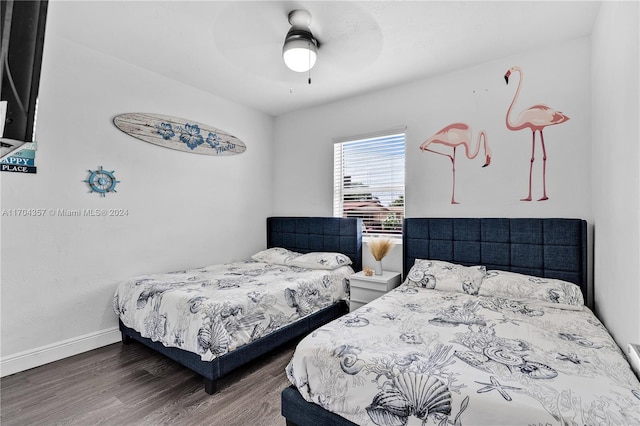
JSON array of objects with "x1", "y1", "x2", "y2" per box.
[
  {"x1": 212, "y1": 2, "x2": 383, "y2": 85},
  {"x1": 282, "y1": 9, "x2": 319, "y2": 76}
]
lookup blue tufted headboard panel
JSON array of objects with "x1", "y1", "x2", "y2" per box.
[
  {"x1": 267, "y1": 217, "x2": 363, "y2": 272},
  {"x1": 403, "y1": 218, "x2": 588, "y2": 302}
]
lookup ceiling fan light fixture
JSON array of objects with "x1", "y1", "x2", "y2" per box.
[
  {"x1": 283, "y1": 36, "x2": 318, "y2": 72},
  {"x1": 283, "y1": 10, "x2": 318, "y2": 73}
]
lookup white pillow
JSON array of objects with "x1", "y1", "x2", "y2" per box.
[
  {"x1": 251, "y1": 247, "x2": 300, "y2": 265},
  {"x1": 404, "y1": 259, "x2": 486, "y2": 295},
  {"x1": 479, "y1": 270, "x2": 584, "y2": 308},
  {"x1": 287, "y1": 252, "x2": 352, "y2": 270}
]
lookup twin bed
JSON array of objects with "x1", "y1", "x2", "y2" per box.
[
  {"x1": 113, "y1": 216, "x2": 640, "y2": 425},
  {"x1": 281, "y1": 218, "x2": 640, "y2": 426}
]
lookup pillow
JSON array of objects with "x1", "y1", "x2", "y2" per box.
[
  {"x1": 251, "y1": 247, "x2": 300, "y2": 265},
  {"x1": 404, "y1": 259, "x2": 486, "y2": 295},
  {"x1": 478, "y1": 270, "x2": 584, "y2": 308},
  {"x1": 287, "y1": 252, "x2": 352, "y2": 270}
]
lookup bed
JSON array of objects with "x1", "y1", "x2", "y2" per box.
[
  {"x1": 114, "y1": 216, "x2": 362, "y2": 394},
  {"x1": 282, "y1": 218, "x2": 640, "y2": 425}
]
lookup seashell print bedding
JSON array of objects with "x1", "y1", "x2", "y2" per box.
[
  {"x1": 113, "y1": 260, "x2": 352, "y2": 361},
  {"x1": 286, "y1": 283, "x2": 640, "y2": 425}
]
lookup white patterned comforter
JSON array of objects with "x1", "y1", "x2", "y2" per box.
[
  {"x1": 113, "y1": 260, "x2": 352, "y2": 361},
  {"x1": 286, "y1": 284, "x2": 640, "y2": 425}
]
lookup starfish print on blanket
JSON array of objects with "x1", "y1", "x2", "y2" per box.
[{"x1": 475, "y1": 376, "x2": 522, "y2": 401}]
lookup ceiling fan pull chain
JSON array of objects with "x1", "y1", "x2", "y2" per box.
[{"x1": 308, "y1": 42, "x2": 312, "y2": 84}]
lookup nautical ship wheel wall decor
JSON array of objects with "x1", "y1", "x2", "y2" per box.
[{"x1": 84, "y1": 166, "x2": 120, "y2": 197}]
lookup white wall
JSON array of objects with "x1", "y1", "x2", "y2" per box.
[
  {"x1": 0, "y1": 4, "x2": 274, "y2": 373},
  {"x1": 274, "y1": 38, "x2": 592, "y2": 277},
  {"x1": 591, "y1": 1, "x2": 640, "y2": 347}
]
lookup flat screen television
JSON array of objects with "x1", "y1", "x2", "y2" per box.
[{"x1": 1, "y1": 0, "x2": 48, "y2": 144}]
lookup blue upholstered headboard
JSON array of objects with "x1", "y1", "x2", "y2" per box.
[
  {"x1": 403, "y1": 218, "x2": 588, "y2": 302},
  {"x1": 267, "y1": 217, "x2": 363, "y2": 271}
]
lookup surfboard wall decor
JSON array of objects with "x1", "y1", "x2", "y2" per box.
[{"x1": 113, "y1": 113, "x2": 246, "y2": 156}]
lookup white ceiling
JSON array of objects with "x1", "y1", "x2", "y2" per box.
[{"x1": 51, "y1": 1, "x2": 601, "y2": 117}]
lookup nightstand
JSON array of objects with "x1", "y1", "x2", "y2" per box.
[{"x1": 349, "y1": 270, "x2": 402, "y2": 311}]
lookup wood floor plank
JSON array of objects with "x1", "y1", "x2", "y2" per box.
[{"x1": 1, "y1": 340, "x2": 298, "y2": 425}]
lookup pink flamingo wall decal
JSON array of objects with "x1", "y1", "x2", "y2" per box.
[
  {"x1": 504, "y1": 65, "x2": 570, "y2": 201},
  {"x1": 419, "y1": 123, "x2": 491, "y2": 204}
]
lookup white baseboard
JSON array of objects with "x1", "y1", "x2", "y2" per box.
[{"x1": 0, "y1": 327, "x2": 121, "y2": 377}]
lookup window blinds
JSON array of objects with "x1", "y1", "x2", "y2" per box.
[{"x1": 334, "y1": 130, "x2": 406, "y2": 236}]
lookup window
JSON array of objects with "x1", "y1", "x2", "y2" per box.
[{"x1": 333, "y1": 128, "x2": 406, "y2": 237}]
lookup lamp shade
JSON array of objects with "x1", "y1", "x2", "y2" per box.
[{"x1": 283, "y1": 37, "x2": 318, "y2": 72}]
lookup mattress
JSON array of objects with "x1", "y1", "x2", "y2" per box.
[
  {"x1": 286, "y1": 274, "x2": 640, "y2": 425},
  {"x1": 114, "y1": 260, "x2": 352, "y2": 361}
]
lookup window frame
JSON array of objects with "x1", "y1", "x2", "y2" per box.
[{"x1": 333, "y1": 126, "x2": 406, "y2": 239}]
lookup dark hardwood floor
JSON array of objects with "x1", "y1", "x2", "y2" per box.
[{"x1": 1, "y1": 339, "x2": 298, "y2": 425}]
